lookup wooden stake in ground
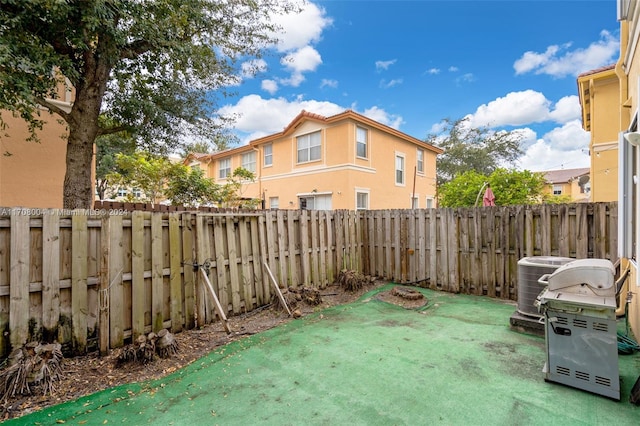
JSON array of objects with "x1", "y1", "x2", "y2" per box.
[
  {"x1": 199, "y1": 268, "x2": 232, "y2": 334},
  {"x1": 263, "y1": 261, "x2": 292, "y2": 316}
]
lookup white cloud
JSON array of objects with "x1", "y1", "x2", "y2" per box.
[
  {"x1": 261, "y1": 79, "x2": 278, "y2": 94},
  {"x1": 376, "y1": 59, "x2": 397, "y2": 71},
  {"x1": 468, "y1": 90, "x2": 581, "y2": 128},
  {"x1": 218, "y1": 95, "x2": 403, "y2": 142},
  {"x1": 241, "y1": 59, "x2": 268, "y2": 78},
  {"x1": 448, "y1": 66, "x2": 459, "y2": 72},
  {"x1": 426, "y1": 68, "x2": 440, "y2": 75},
  {"x1": 548, "y1": 95, "x2": 582, "y2": 123},
  {"x1": 380, "y1": 78, "x2": 403, "y2": 89},
  {"x1": 455, "y1": 73, "x2": 475, "y2": 85},
  {"x1": 282, "y1": 46, "x2": 323, "y2": 74},
  {"x1": 541, "y1": 119, "x2": 590, "y2": 151},
  {"x1": 278, "y1": 46, "x2": 323, "y2": 87},
  {"x1": 514, "y1": 30, "x2": 619, "y2": 77},
  {"x1": 270, "y1": 1, "x2": 333, "y2": 52},
  {"x1": 468, "y1": 90, "x2": 550, "y2": 127},
  {"x1": 516, "y1": 121, "x2": 590, "y2": 171},
  {"x1": 320, "y1": 79, "x2": 338, "y2": 89},
  {"x1": 361, "y1": 106, "x2": 404, "y2": 129}
]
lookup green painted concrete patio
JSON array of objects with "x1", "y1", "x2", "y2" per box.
[{"x1": 9, "y1": 285, "x2": 640, "y2": 425}]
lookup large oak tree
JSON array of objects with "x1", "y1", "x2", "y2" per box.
[{"x1": 0, "y1": 0, "x2": 296, "y2": 209}]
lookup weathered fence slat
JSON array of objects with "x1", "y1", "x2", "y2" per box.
[
  {"x1": 71, "y1": 214, "x2": 88, "y2": 353},
  {"x1": 225, "y1": 216, "x2": 242, "y2": 314},
  {"x1": 181, "y1": 213, "x2": 195, "y2": 329},
  {"x1": 300, "y1": 210, "x2": 311, "y2": 284},
  {"x1": 42, "y1": 212, "x2": 60, "y2": 341},
  {"x1": 130, "y1": 211, "x2": 145, "y2": 341},
  {"x1": 9, "y1": 213, "x2": 30, "y2": 349},
  {"x1": 151, "y1": 212, "x2": 164, "y2": 332},
  {"x1": 169, "y1": 213, "x2": 183, "y2": 332},
  {"x1": 108, "y1": 215, "x2": 124, "y2": 349}
]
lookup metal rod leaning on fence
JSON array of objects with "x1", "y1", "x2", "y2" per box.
[
  {"x1": 263, "y1": 261, "x2": 292, "y2": 317},
  {"x1": 198, "y1": 263, "x2": 232, "y2": 334}
]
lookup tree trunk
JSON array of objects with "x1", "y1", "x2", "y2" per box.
[
  {"x1": 62, "y1": 49, "x2": 111, "y2": 210},
  {"x1": 63, "y1": 127, "x2": 96, "y2": 210}
]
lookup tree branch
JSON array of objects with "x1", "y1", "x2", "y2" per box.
[
  {"x1": 35, "y1": 97, "x2": 70, "y2": 122},
  {"x1": 97, "y1": 125, "x2": 129, "y2": 137}
]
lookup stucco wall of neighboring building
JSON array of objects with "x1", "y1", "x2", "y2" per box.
[
  {"x1": 0, "y1": 111, "x2": 68, "y2": 208},
  {"x1": 200, "y1": 111, "x2": 440, "y2": 210},
  {"x1": 578, "y1": 68, "x2": 619, "y2": 202}
]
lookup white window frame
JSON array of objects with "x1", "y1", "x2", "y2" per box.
[
  {"x1": 264, "y1": 144, "x2": 273, "y2": 167},
  {"x1": 356, "y1": 126, "x2": 368, "y2": 159},
  {"x1": 269, "y1": 196, "x2": 279, "y2": 210},
  {"x1": 395, "y1": 152, "x2": 406, "y2": 186},
  {"x1": 416, "y1": 148, "x2": 424, "y2": 174},
  {"x1": 426, "y1": 197, "x2": 434, "y2": 209},
  {"x1": 297, "y1": 131, "x2": 322, "y2": 164},
  {"x1": 219, "y1": 157, "x2": 231, "y2": 179},
  {"x1": 242, "y1": 151, "x2": 256, "y2": 173},
  {"x1": 411, "y1": 196, "x2": 419, "y2": 209},
  {"x1": 355, "y1": 190, "x2": 369, "y2": 210},
  {"x1": 552, "y1": 185, "x2": 562, "y2": 195}
]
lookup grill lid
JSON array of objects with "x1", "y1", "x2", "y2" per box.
[{"x1": 538, "y1": 258, "x2": 615, "y2": 297}]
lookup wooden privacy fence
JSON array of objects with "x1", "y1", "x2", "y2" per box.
[{"x1": 0, "y1": 202, "x2": 616, "y2": 358}]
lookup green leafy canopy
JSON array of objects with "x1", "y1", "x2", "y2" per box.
[{"x1": 0, "y1": 0, "x2": 299, "y2": 208}]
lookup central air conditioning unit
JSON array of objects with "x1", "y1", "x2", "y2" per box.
[{"x1": 516, "y1": 256, "x2": 573, "y2": 318}]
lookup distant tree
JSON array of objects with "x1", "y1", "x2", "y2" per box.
[
  {"x1": 0, "y1": 0, "x2": 298, "y2": 209},
  {"x1": 179, "y1": 133, "x2": 239, "y2": 159},
  {"x1": 426, "y1": 117, "x2": 524, "y2": 185},
  {"x1": 489, "y1": 168, "x2": 547, "y2": 205},
  {"x1": 438, "y1": 168, "x2": 547, "y2": 207},
  {"x1": 165, "y1": 166, "x2": 220, "y2": 207},
  {"x1": 107, "y1": 152, "x2": 178, "y2": 205},
  {"x1": 180, "y1": 142, "x2": 214, "y2": 159},
  {"x1": 95, "y1": 133, "x2": 136, "y2": 201},
  {"x1": 219, "y1": 167, "x2": 260, "y2": 208}
]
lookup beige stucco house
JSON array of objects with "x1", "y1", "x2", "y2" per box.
[
  {"x1": 577, "y1": 65, "x2": 620, "y2": 202},
  {"x1": 187, "y1": 110, "x2": 443, "y2": 210},
  {"x1": 542, "y1": 167, "x2": 590, "y2": 202}
]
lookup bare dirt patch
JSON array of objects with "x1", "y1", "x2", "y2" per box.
[{"x1": 1, "y1": 280, "x2": 428, "y2": 421}]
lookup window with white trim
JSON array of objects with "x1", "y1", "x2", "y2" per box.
[
  {"x1": 356, "y1": 127, "x2": 368, "y2": 158},
  {"x1": 242, "y1": 151, "x2": 256, "y2": 173},
  {"x1": 264, "y1": 144, "x2": 273, "y2": 166},
  {"x1": 411, "y1": 196, "x2": 419, "y2": 209},
  {"x1": 297, "y1": 131, "x2": 321, "y2": 163},
  {"x1": 553, "y1": 185, "x2": 562, "y2": 195},
  {"x1": 417, "y1": 148, "x2": 424, "y2": 173},
  {"x1": 269, "y1": 197, "x2": 279, "y2": 209},
  {"x1": 395, "y1": 153, "x2": 405, "y2": 185},
  {"x1": 219, "y1": 158, "x2": 231, "y2": 179},
  {"x1": 426, "y1": 197, "x2": 434, "y2": 209},
  {"x1": 356, "y1": 192, "x2": 369, "y2": 210}
]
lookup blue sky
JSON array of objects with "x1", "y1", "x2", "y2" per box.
[{"x1": 217, "y1": 0, "x2": 620, "y2": 172}]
